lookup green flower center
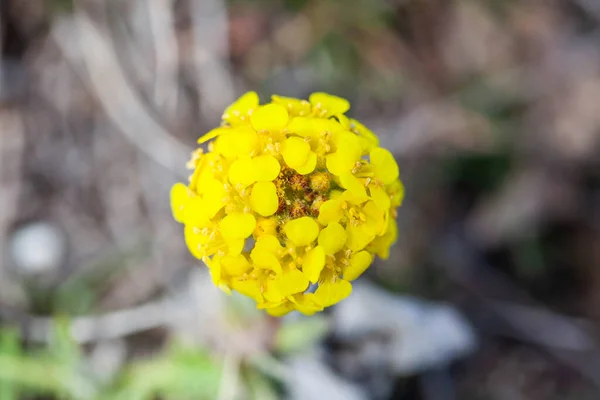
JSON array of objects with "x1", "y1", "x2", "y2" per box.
[{"x1": 273, "y1": 166, "x2": 334, "y2": 220}]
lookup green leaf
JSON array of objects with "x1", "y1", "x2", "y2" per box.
[
  {"x1": 117, "y1": 343, "x2": 222, "y2": 399},
  {"x1": 0, "y1": 329, "x2": 21, "y2": 400},
  {"x1": 245, "y1": 369, "x2": 279, "y2": 400},
  {"x1": 0, "y1": 353, "x2": 95, "y2": 398},
  {"x1": 48, "y1": 317, "x2": 82, "y2": 365},
  {"x1": 0, "y1": 322, "x2": 96, "y2": 399}
]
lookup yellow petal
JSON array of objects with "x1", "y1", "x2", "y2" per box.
[
  {"x1": 232, "y1": 279, "x2": 262, "y2": 302},
  {"x1": 289, "y1": 293, "x2": 324, "y2": 315},
  {"x1": 218, "y1": 283, "x2": 232, "y2": 295},
  {"x1": 339, "y1": 171, "x2": 367, "y2": 198},
  {"x1": 309, "y1": 92, "x2": 350, "y2": 116},
  {"x1": 222, "y1": 254, "x2": 251, "y2": 276},
  {"x1": 362, "y1": 200, "x2": 385, "y2": 235},
  {"x1": 185, "y1": 197, "x2": 210, "y2": 226},
  {"x1": 222, "y1": 92, "x2": 259, "y2": 123},
  {"x1": 206, "y1": 256, "x2": 222, "y2": 286},
  {"x1": 275, "y1": 269, "x2": 309, "y2": 297},
  {"x1": 263, "y1": 280, "x2": 285, "y2": 303},
  {"x1": 219, "y1": 212, "x2": 256, "y2": 239},
  {"x1": 235, "y1": 128, "x2": 260, "y2": 156},
  {"x1": 295, "y1": 151, "x2": 317, "y2": 175},
  {"x1": 228, "y1": 238, "x2": 245, "y2": 256},
  {"x1": 254, "y1": 234, "x2": 284, "y2": 255},
  {"x1": 368, "y1": 219, "x2": 397, "y2": 259},
  {"x1": 370, "y1": 185, "x2": 391, "y2": 212},
  {"x1": 340, "y1": 188, "x2": 369, "y2": 206},
  {"x1": 265, "y1": 302, "x2": 295, "y2": 317},
  {"x1": 214, "y1": 127, "x2": 259, "y2": 159},
  {"x1": 317, "y1": 199, "x2": 342, "y2": 225},
  {"x1": 285, "y1": 117, "x2": 317, "y2": 138},
  {"x1": 302, "y1": 246, "x2": 326, "y2": 284},
  {"x1": 389, "y1": 179, "x2": 405, "y2": 207},
  {"x1": 200, "y1": 178, "x2": 226, "y2": 218},
  {"x1": 184, "y1": 225, "x2": 208, "y2": 259},
  {"x1": 318, "y1": 222, "x2": 347, "y2": 255},
  {"x1": 251, "y1": 104, "x2": 289, "y2": 131},
  {"x1": 197, "y1": 127, "x2": 230, "y2": 144},
  {"x1": 250, "y1": 181, "x2": 279, "y2": 217},
  {"x1": 271, "y1": 95, "x2": 312, "y2": 116},
  {"x1": 334, "y1": 113, "x2": 350, "y2": 128},
  {"x1": 370, "y1": 148, "x2": 399, "y2": 185},
  {"x1": 330, "y1": 189, "x2": 344, "y2": 200},
  {"x1": 350, "y1": 118, "x2": 379, "y2": 147},
  {"x1": 197, "y1": 176, "x2": 222, "y2": 195},
  {"x1": 257, "y1": 294, "x2": 289, "y2": 309},
  {"x1": 229, "y1": 156, "x2": 256, "y2": 186},
  {"x1": 257, "y1": 298, "x2": 288, "y2": 310},
  {"x1": 252, "y1": 155, "x2": 281, "y2": 181},
  {"x1": 325, "y1": 141, "x2": 359, "y2": 176},
  {"x1": 356, "y1": 136, "x2": 375, "y2": 154},
  {"x1": 314, "y1": 279, "x2": 352, "y2": 307},
  {"x1": 189, "y1": 154, "x2": 208, "y2": 191},
  {"x1": 250, "y1": 248, "x2": 282, "y2": 273},
  {"x1": 254, "y1": 217, "x2": 278, "y2": 237},
  {"x1": 281, "y1": 136, "x2": 311, "y2": 168},
  {"x1": 325, "y1": 153, "x2": 344, "y2": 176},
  {"x1": 170, "y1": 183, "x2": 192, "y2": 223},
  {"x1": 312, "y1": 118, "x2": 344, "y2": 135},
  {"x1": 334, "y1": 131, "x2": 362, "y2": 160},
  {"x1": 286, "y1": 117, "x2": 343, "y2": 138},
  {"x1": 344, "y1": 251, "x2": 372, "y2": 281},
  {"x1": 284, "y1": 217, "x2": 320, "y2": 247},
  {"x1": 346, "y1": 224, "x2": 375, "y2": 251}
]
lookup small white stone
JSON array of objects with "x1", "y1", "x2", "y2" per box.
[
  {"x1": 88, "y1": 339, "x2": 127, "y2": 383},
  {"x1": 287, "y1": 355, "x2": 368, "y2": 400},
  {"x1": 333, "y1": 282, "x2": 477, "y2": 375},
  {"x1": 10, "y1": 222, "x2": 66, "y2": 275}
]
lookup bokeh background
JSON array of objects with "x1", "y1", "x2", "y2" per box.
[{"x1": 2, "y1": 0, "x2": 600, "y2": 399}]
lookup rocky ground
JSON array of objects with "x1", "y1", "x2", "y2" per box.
[{"x1": 1, "y1": 1, "x2": 600, "y2": 399}]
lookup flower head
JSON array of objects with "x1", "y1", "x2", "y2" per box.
[{"x1": 171, "y1": 92, "x2": 404, "y2": 316}]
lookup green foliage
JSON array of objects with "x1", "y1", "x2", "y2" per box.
[
  {"x1": 0, "y1": 320, "x2": 95, "y2": 399},
  {"x1": 112, "y1": 342, "x2": 222, "y2": 400},
  {"x1": 282, "y1": 0, "x2": 311, "y2": 12},
  {"x1": 50, "y1": 0, "x2": 74, "y2": 13},
  {"x1": 0, "y1": 329, "x2": 20, "y2": 400},
  {"x1": 0, "y1": 321, "x2": 227, "y2": 400},
  {"x1": 0, "y1": 319, "x2": 296, "y2": 400},
  {"x1": 459, "y1": 77, "x2": 526, "y2": 121},
  {"x1": 444, "y1": 153, "x2": 513, "y2": 195},
  {"x1": 245, "y1": 368, "x2": 280, "y2": 400}
]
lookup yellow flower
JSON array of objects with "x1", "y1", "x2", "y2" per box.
[{"x1": 171, "y1": 92, "x2": 404, "y2": 316}]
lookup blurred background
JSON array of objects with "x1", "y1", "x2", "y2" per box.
[{"x1": 1, "y1": 0, "x2": 600, "y2": 398}]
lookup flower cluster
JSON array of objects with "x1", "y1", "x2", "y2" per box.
[{"x1": 171, "y1": 92, "x2": 403, "y2": 316}]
